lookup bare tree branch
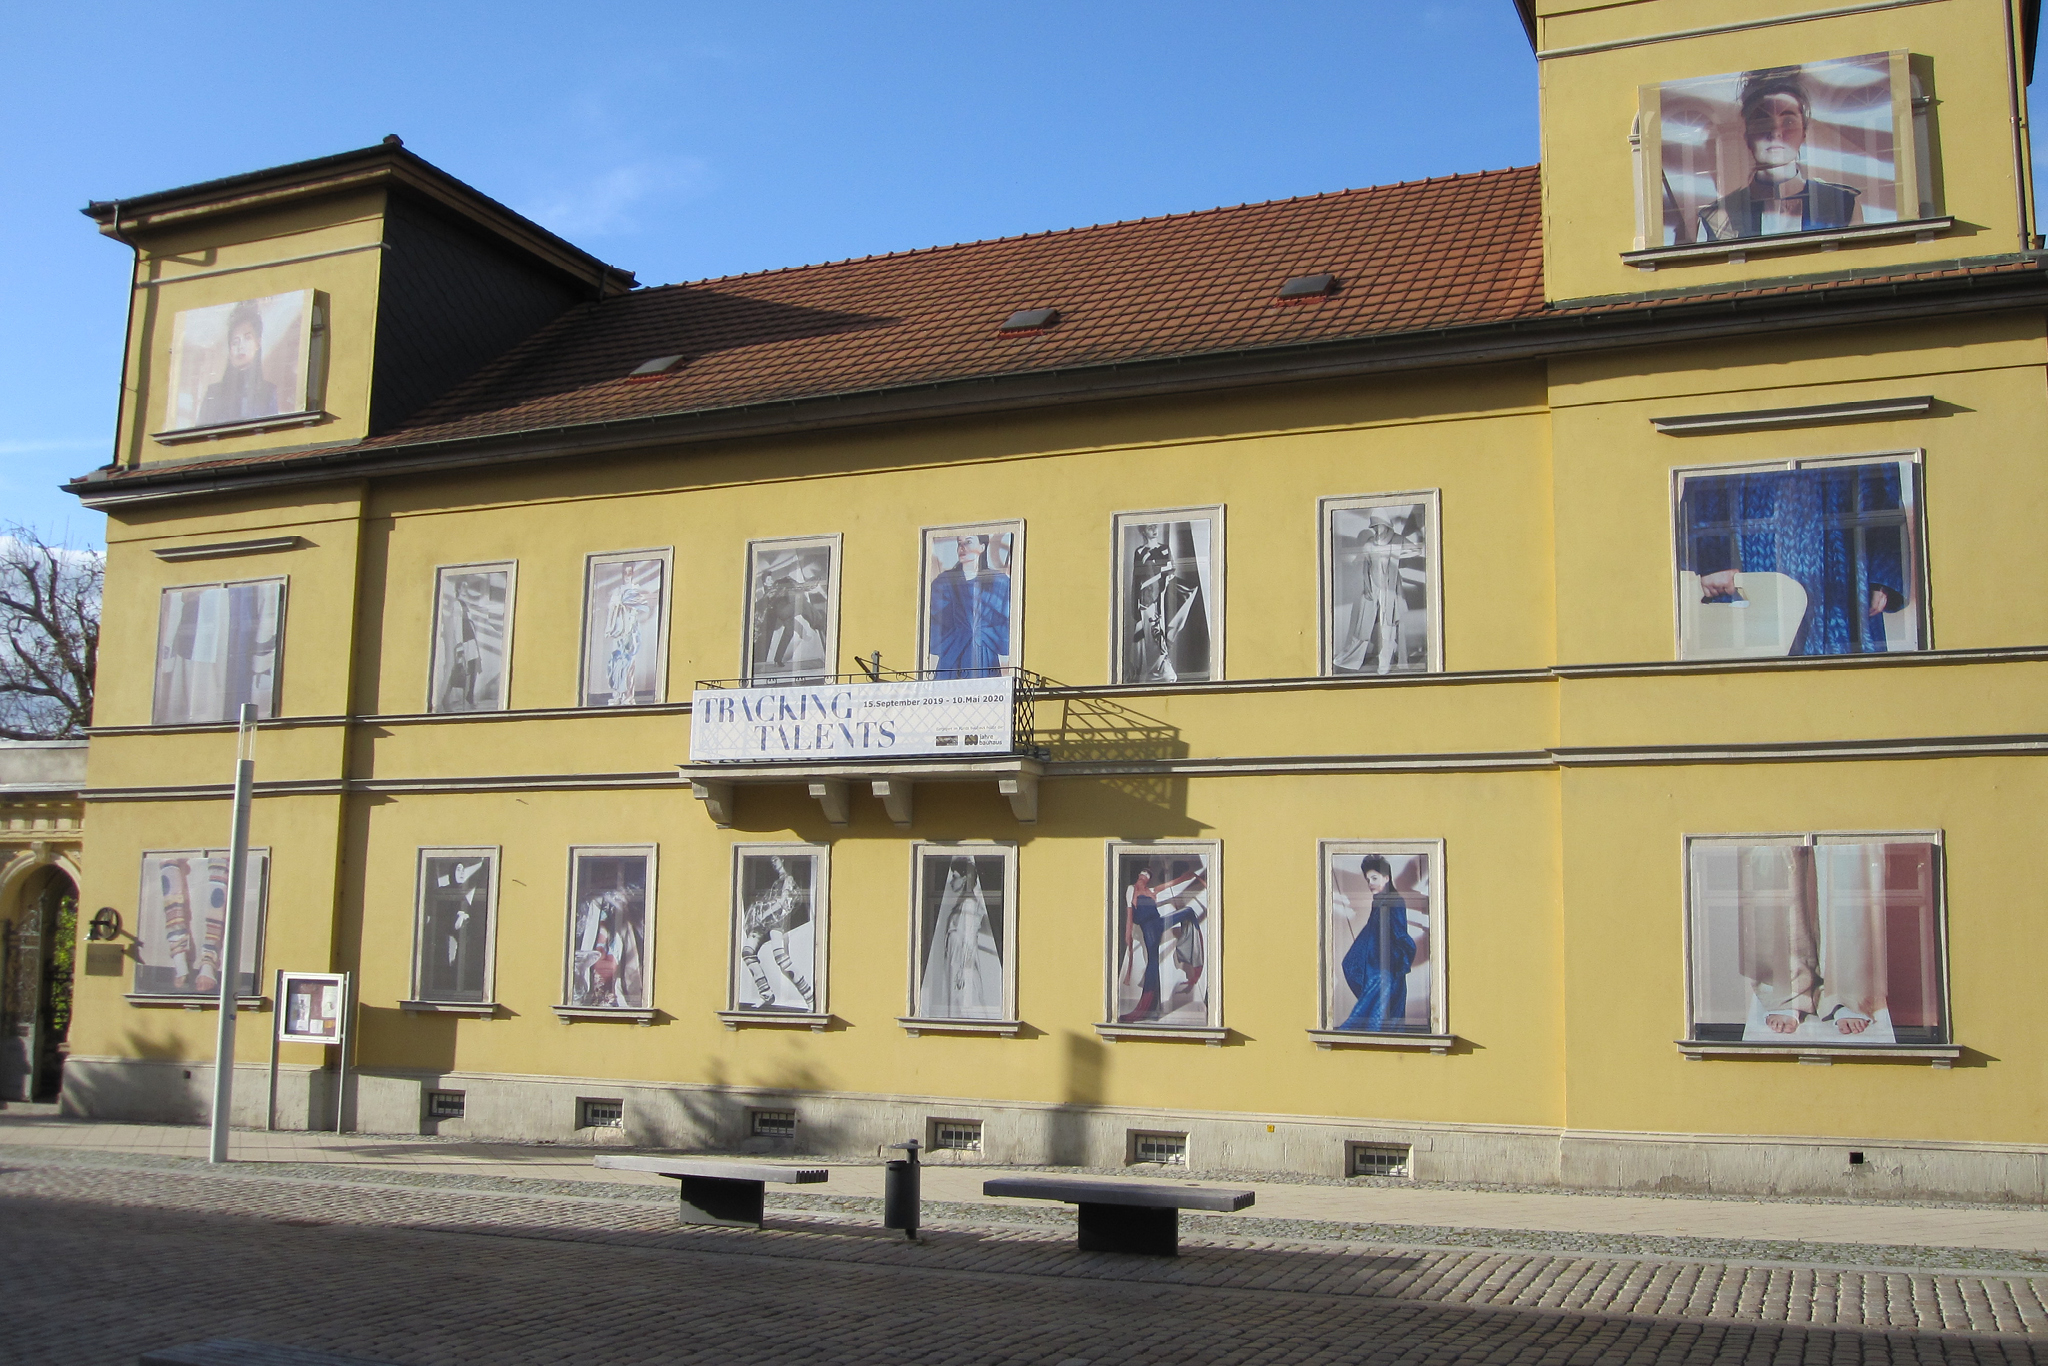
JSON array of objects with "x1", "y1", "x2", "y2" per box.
[{"x1": 0, "y1": 523, "x2": 102, "y2": 739}]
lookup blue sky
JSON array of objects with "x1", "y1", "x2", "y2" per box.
[{"x1": 1, "y1": 2, "x2": 2040, "y2": 547}]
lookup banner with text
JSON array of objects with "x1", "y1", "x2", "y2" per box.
[{"x1": 690, "y1": 675, "x2": 1015, "y2": 762}]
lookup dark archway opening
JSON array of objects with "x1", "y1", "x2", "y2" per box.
[{"x1": 4, "y1": 866, "x2": 76, "y2": 1103}]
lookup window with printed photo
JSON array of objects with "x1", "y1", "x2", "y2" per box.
[
  {"x1": 581, "y1": 551, "x2": 670, "y2": 707},
  {"x1": 919, "y1": 522, "x2": 1021, "y2": 680},
  {"x1": 160, "y1": 290, "x2": 318, "y2": 433},
  {"x1": 910, "y1": 846, "x2": 1016, "y2": 1022},
  {"x1": 152, "y1": 579, "x2": 285, "y2": 725},
  {"x1": 429, "y1": 563, "x2": 515, "y2": 712},
  {"x1": 1647, "y1": 52, "x2": 1924, "y2": 247},
  {"x1": 1320, "y1": 841, "x2": 1443, "y2": 1035},
  {"x1": 1687, "y1": 835, "x2": 1946, "y2": 1045},
  {"x1": 414, "y1": 849, "x2": 498, "y2": 1004},
  {"x1": 744, "y1": 537, "x2": 839, "y2": 685},
  {"x1": 1113, "y1": 510, "x2": 1221, "y2": 684},
  {"x1": 1676, "y1": 456, "x2": 1922, "y2": 660},
  {"x1": 564, "y1": 848, "x2": 653, "y2": 1010},
  {"x1": 1321, "y1": 494, "x2": 1440, "y2": 676},
  {"x1": 132, "y1": 849, "x2": 269, "y2": 997},
  {"x1": 1107, "y1": 844, "x2": 1218, "y2": 1028},
  {"x1": 731, "y1": 846, "x2": 827, "y2": 1014}
]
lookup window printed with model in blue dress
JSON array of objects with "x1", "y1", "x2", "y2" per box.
[
  {"x1": 1321, "y1": 842, "x2": 1439, "y2": 1035},
  {"x1": 1676, "y1": 457, "x2": 1920, "y2": 660},
  {"x1": 919, "y1": 522, "x2": 1021, "y2": 680},
  {"x1": 1109, "y1": 845, "x2": 1216, "y2": 1028}
]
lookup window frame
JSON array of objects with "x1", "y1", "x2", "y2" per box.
[
  {"x1": 151, "y1": 576, "x2": 289, "y2": 726},
  {"x1": 1108, "y1": 506, "x2": 1226, "y2": 685},
  {"x1": 128, "y1": 846, "x2": 272, "y2": 999},
  {"x1": 724, "y1": 841, "x2": 832, "y2": 1021},
  {"x1": 577, "y1": 547, "x2": 674, "y2": 707},
  {"x1": 410, "y1": 846, "x2": 503, "y2": 1006},
  {"x1": 559, "y1": 844, "x2": 658, "y2": 1015},
  {"x1": 904, "y1": 840, "x2": 1020, "y2": 1027},
  {"x1": 1100, "y1": 839, "x2": 1223, "y2": 1037},
  {"x1": 1680, "y1": 829, "x2": 1950, "y2": 1048},
  {"x1": 1315, "y1": 837, "x2": 1449, "y2": 1039},
  {"x1": 916, "y1": 519, "x2": 1026, "y2": 678},
  {"x1": 426, "y1": 560, "x2": 518, "y2": 713},
  {"x1": 1668, "y1": 448, "x2": 1928, "y2": 661},
  {"x1": 740, "y1": 534, "x2": 842, "y2": 686},
  {"x1": 1317, "y1": 490, "x2": 1445, "y2": 677}
]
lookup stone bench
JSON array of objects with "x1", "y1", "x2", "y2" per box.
[
  {"x1": 982, "y1": 1175, "x2": 1255, "y2": 1255},
  {"x1": 140, "y1": 1341, "x2": 401, "y2": 1366},
  {"x1": 594, "y1": 1153, "x2": 828, "y2": 1228}
]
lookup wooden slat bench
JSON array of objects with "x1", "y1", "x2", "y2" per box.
[
  {"x1": 140, "y1": 1341, "x2": 401, "y2": 1366},
  {"x1": 982, "y1": 1175, "x2": 1255, "y2": 1255},
  {"x1": 594, "y1": 1153, "x2": 828, "y2": 1228}
]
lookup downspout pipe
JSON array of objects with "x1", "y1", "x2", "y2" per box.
[{"x1": 96, "y1": 200, "x2": 144, "y2": 474}]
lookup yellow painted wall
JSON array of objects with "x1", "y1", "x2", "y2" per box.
[{"x1": 115, "y1": 190, "x2": 388, "y2": 467}]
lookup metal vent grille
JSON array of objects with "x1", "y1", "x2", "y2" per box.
[
  {"x1": 932, "y1": 1120, "x2": 983, "y2": 1151},
  {"x1": 579, "y1": 1098, "x2": 624, "y2": 1129},
  {"x1": 751, "y1": 1109, "x2": 796, "y2": 1137},
  {"x1": 1349, "y1": 1142, "x2": 1410, "y2": 1178},
  {"x1": 427, "y1": 1090, "x2": 465, "y2": 1120},
  {"x1": 1130, "y1": 1131, "x2": 1188, "y2": 1165}
]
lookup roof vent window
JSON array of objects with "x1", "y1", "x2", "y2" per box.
[
  {"x1": 627, "y1": 355, "x2": 685, "y2": 380},
  {"x1": 998, "y1": 307, "x2": 1059, "y2": 333},
  {"x1": 1276, "y1": 273, "x2": 1340, "y2": 301}
]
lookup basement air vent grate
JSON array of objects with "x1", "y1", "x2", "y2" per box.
[
  {"x1": 1276, "y1": 273, "x2": 1339, "y2": 300},
  {"x1": 1349, "y1": 1142, "x2": 1411, "y2": 1178},
  {"x1": 931, "y1": 1120, "x2": 983, "y2": 1151},
  {"x1": 627, "y1": 355, "x2": 685, "y2": 379},
  {"x1": 751, "y1": 1108, "x2": 797, "y2": 1137},
  {"x1": 426, "y1": 1090, "x2": 465, "y2": 1120},
  {"x1": 1129, "y1": 1131, "x2": 1188, "y2": 1165},
  {"x1": 998, "y1": 307, "x2": 1059, "y2": 332},
  {"x1": 579, "y1": 1098, "x2": 624, "y2": 1129}
]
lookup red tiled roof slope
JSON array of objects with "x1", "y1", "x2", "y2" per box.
[{"x1": 367, "y1": 166, "x2": 1546, "y2": 448}]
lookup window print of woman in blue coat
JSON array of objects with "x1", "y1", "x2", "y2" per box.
[{"x1": 1334, "y1": 854, "x2": 1418, "y2": 1032}]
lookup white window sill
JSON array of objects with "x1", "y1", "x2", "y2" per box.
[
  {"x1": 126, "y1": 993, "x2": 267, "y2": 1010},
  {"x1": 1677, "y1": 1040, "x2": 1959, "y2": 1067},
  {"x1": 553, "y1": 1006, "x2": 657, "y2": 1025},
  {"x1": 1621, "y1": 218, "x2": 1954, "y2": 270},
  {"x1": 717, "y1": 1009, "x2": 832, "y2": 1031},
  {"x1": 1309, "y1": 1030, "x2": 1456, "y2": 1054},
  {"x1": 398, "y1": 999, "x2": 500, "y2": 1017},
  {"x1": 898, "y1": 1017, "x2": 1024, "y2": 1037},
  {"x1": 1093, "y1": 1023, "x2": 1229, "y2": 1045},
  {"x1": 150, "y1": 410, "x2": 330, "y2": 445}
]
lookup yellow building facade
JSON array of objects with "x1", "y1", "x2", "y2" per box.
[{"x1": 59, "y1": 0, "x2": 2048, "y2": 1198}]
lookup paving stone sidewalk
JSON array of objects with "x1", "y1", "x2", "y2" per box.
[{"x1": 5, "y1": 1144, "x2": 2048, "y2": 1364}]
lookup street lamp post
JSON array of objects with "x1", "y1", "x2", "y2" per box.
[{"x1": 209, "y1": 703, "x2": 257, "y2": 1165}]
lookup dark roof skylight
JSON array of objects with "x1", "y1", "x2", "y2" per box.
[
  {"x1": 998, "y1": 307, "x2": 1059, "y2": 332},
  {"x1": 1276, "y1": 273, "x2": 1339, "y2": 299}
]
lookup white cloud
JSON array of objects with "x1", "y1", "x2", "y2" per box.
[{"x1": 523, "y1": 156, "x2": 713, "y2": 239}]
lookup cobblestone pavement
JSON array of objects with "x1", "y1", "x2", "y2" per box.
[{"x1": 6, "y1": 1151, "x2": 2048, "y2": 1365}]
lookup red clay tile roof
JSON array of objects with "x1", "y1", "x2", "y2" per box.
[
  {"x1": 74, "y1": 163, "x2": 2048, "y2": 491},
  {"x1": 358, "y1": 165, "x2": 1546, "y2": 450}
]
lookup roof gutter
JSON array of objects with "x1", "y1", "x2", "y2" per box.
[{"x1": 68, "y1": 259, "x2": 2048, "y2": 510}]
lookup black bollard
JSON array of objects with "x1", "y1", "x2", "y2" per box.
[{"x1": 883, "y1": 1138, "x2": 922, "y2": 1239}]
